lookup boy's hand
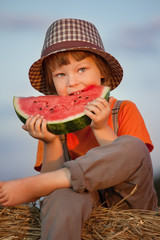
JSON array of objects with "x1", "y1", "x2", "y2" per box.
[
  {"x1": 22, "y1": 115, "x2": 57, "y2": 143},
  {"x1": 84, "y1": 97, "x2": 114, "y2": 130}
]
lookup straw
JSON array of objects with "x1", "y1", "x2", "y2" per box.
[{"x1": 0, "y1": 196, "x2": 160, "y2": 240}]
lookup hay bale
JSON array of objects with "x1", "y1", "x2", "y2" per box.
[
  {"x1": 0, "y1": 203, "x2": 160, "y2": 240},
  {"x1": 0, "y1": 203, "x2": 41, "y2": 240},
  {"x1": 81, "y1": 205, "x2": 160, "y2": 240}
]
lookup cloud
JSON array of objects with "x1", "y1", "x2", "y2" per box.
[
  {"x1": 117, "y1": 18, "x2": 160, "y2": 53},
  {"x1": 0, "y1": 13, "x2": 49, "y2": 31}
]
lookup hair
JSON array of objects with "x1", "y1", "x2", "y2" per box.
[{"x1": 42, "y1": 51, "x2": 111, "y2": 94}]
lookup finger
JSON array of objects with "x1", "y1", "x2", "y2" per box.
[
  {"x1": 22, "y1": 124, "x2": 28, "y2": 131},
  {"x1": 92, "y1": 98, "x2": 112, "y2": 114},
  {"x1": 95, "y1": 97, "x2": 108, "y2": 105},
  {"x1": 34, "y1": 116, "x2": 44, "y2": 134},
  {"x1": 25, "y1": 115, "x2": 34, "y2": 131},
  {"x1": 86, "y1": 99, "x2": 106, "y2": 113},
  {"x1": 25, "y1": 115, "x2": 33, "y2": 126},
  {"x1": 89, "y1": 98, "x2": 108, "y2": 109},
  {"x1": 95, "y1": 98, "x2": 110, "y2": 110},
  {"x1": 84, "y1": 108, "x2": 97, "y2": 120},
  {"x1": 109, "y1": 96, "x2": 114, "y2": 106},
  {"x1": 27, "y1": 115, "x2": 41, "y2": 133},
  {"x1": 41, "y1": 118, "x2": 48, "y2": 134},
  {"x1": 85, "y1": 103, "x2": 101, "y2": 115}
]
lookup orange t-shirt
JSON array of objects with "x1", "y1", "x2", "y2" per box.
[{"x1": 34, "y1": 99, "x2": 153, "y2": 171}]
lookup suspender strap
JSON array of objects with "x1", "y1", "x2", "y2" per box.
[
  {"x1": 112, "y1": 100, "x2": 123, "y2": 135},
  {"x1": 59, "y1": 134, "x2": 70, "y2": 162}
]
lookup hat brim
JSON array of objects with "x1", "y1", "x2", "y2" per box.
[{"x1": 29, "y1": 45, "x2": 123, "y2": 95}]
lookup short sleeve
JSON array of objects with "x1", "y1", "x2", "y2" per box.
[{"x1": 118, "y1": 101, "x2": 153, "y2": 152}]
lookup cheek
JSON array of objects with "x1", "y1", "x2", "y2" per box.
[
  {"x1": 96, "y1": 77, "x2": 102, "y2": 85},
  {"x1": 53, "y1": 79, "x2": 67, "y2": 96},
  {"x1": 91, "y1": 69, "x2": 102, "y2": 83},
  {"x1": 92, "y1": 74, "x2": 102, "y2": 85},
  {"x1": 52, "y1": 79, "x2": 61, "y2": 93}
]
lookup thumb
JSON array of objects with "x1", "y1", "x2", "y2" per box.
[
  {"x1": 22, "y1": 124, "x2": 28, "y2": 131},
  {"x1": 109, "y1": 96, "x2": 114, "y2": 106}
]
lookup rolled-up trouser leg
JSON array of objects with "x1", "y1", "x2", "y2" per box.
[
  {"x1": 40, "y1": 188, "x2": 97, "y2": 240},
  {"x1": 64, "y1": 135, "x2": 158, "y2": 210}
]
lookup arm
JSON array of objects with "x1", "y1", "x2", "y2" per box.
[
  {"x1": 0, "y1": 115, "x2": 71, "y2": 207},
  {"x1": 41, "y1": 137, "x2": 64, "y2": 173},
  {"x1": 22, "y1": 115, "x2": 65, "y2": 173},
  {"x1": 92, "y1": 124, "x2": 117, "y2": 145},
  {"x1": 84, "y1": 97, "x2": 117, "y2": 145}
]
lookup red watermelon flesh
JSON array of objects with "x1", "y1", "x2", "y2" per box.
[{"x1": 13, "y1": 85, "x2": 110, "y2": 134}]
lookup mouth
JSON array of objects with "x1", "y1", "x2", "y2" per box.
[
  {"x1": 69, "y1": 85, "x2": 95, "y2": 96},
  {"x1": 69, "y1": 90, "x2": 84, "y2": 95}
]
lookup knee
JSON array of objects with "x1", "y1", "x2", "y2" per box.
[
  {"x1": 41, "y1": 189, "x2": 92, "y2": 240},
  {"x1": 116, "y1": 135, "x2": 150, "y2": 162},
  {"x1": 42, "y1": 189, "x2": 76, "y2": 215},
  {"x1": 41, "y1": 188, "x2": 92, "y2": 222},
  {"x1": 116, "y1": 136, "x2": 154, "y2": 184}
]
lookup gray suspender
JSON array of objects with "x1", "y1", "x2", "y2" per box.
[
  {"x1": 59, "y1": 134, "x2": 70, "y2": 162},
  {"x1": 60, "y1": 100, "x2": 123, "y2": 161},
  {"x1": 112, "y1": 100, "x2": 123, "y2": 135}
]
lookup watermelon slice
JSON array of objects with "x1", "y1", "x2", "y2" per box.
[{"x1": 13, "y1": 85, "x2": 110, "y2": 135}]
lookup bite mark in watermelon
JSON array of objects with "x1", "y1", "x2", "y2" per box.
[{"x1": 13, "y1": 85, "x2": 110, "y2": 135}]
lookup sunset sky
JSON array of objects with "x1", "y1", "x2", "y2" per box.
[{"x1": 0, "y1": 0, "x2": 160, "y2": 180}]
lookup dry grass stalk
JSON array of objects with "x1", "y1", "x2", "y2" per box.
[
  {"x1": 82, "y1": 186, "x2": 160, "y2": 239},
  {"x1": 0, "y1": 187, "x2": 160, "y2": 240},
  {"x1": 0, "y1": 203, "x2": 41, "y2": 240},
  {"x1": 81, "y1": 206, "x2": 160, "y2": 240}
]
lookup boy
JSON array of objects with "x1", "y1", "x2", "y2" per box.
[{"x1": 0, "y1": 19, "x2": 158, "y2": 240}]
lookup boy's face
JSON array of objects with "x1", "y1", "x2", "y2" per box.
[{"x1": 51, "y1": 54, "x2": 103, "y2": 96}]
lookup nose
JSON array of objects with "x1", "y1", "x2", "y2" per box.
[{"x1": 67, "y1": 74, "x2": 78, "y2": 87}]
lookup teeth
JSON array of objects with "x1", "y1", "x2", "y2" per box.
[
  {"x1": 74, "y1": 91, "x2": 81, "y2": 95},
  {"x1": 70, "y1": 89, "x2": 84, "y2": 95},
  {"x1": 72, "y1": 91, "x2": 82, "y2": 95}
]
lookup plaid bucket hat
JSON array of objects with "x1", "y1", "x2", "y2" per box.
[{"x1": 29, "y1": 18, "x2": 123, "y2": 95}]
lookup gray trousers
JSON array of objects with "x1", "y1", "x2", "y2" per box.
[{"x1": 40, "y1": 136, "x2": 158, "y2": 240}]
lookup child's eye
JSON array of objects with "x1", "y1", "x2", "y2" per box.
[
  {"x1": 79, "y1": 68, "x2": 86, "y2": 73},
  {"x1": 56, "y1": 73, "x2": 65, "y2": 77}
]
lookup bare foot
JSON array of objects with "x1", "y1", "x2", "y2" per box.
[
  {"x1": 0, "y1": 168, "x2": 71, "y2": 207},
  {"x1": 0, "y1": 178, "x2": 38, "y2": 206}
]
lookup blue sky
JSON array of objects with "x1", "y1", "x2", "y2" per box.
[{"x1": 0, "y1": 0, "x2": 160, "y2": 180}]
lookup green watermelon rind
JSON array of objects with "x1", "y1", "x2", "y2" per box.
[
  {"x1": 13, "y1": 99, "x2": 28, "y2": 125},
  {"x1": 13, "y1": 87, "x2": 110, "y2": 135},
  {"x1": 47, "y1": 114, "x2": 92, "y2": 134}
]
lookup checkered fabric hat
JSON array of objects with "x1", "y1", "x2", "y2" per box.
[{"x1": 29, "y1": 18, "x2": 123, "y2": 94}]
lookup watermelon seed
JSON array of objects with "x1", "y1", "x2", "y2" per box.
[
  {"x1": 85, "y1": 97, "x2": 89, "y2": 99},
  {"x1": 78, "y1": 96, "x2": 82, "y2": 98},
  {"x1": 49, "y1": 108, "x2": 54, "y2": 111},
  {"x1": 39, "y1": 108, "x2": 42, "y2": 110},
  {"x1": 33, "y1": 101, "x2": 37, "y2": 103}
]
